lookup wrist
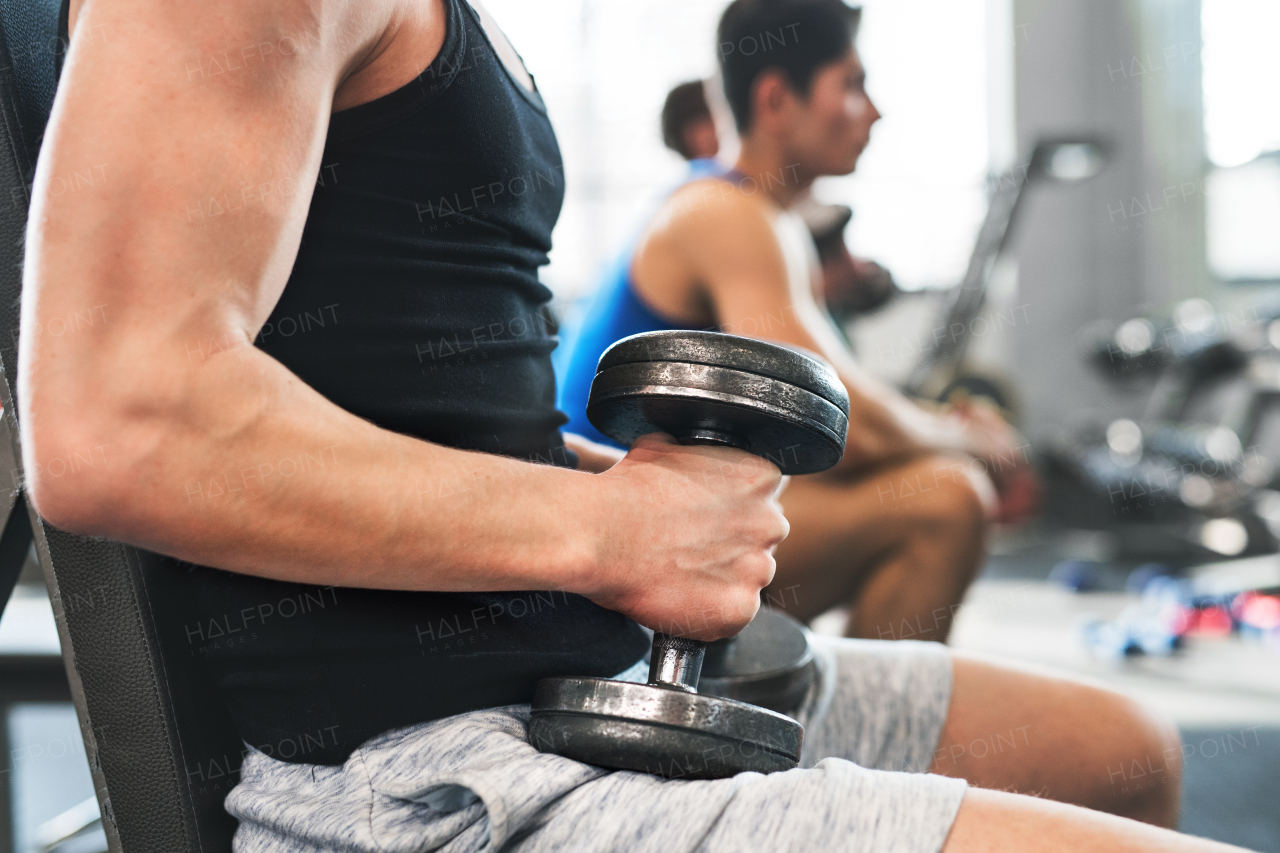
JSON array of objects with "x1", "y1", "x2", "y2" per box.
[{"x1": 553, "y1": 467, "x2": 626, "y2": 601}]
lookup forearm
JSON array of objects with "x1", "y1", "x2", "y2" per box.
[
  {"x1": 824, "y1": 348, "x2": 977, "y2": 475},
  {"x1": 24, "y1": 342, "x2": 608, "y2": 595},
  {"x1": 839, "y1": 365, "x2": 966, "y2": 457}
]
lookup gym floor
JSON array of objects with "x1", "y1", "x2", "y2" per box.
[{"x1": 813, "y1": 523, "x2": 1280, "y2": 852}]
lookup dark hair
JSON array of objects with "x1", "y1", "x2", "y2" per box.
[
  {"x1": 717, "y1": 0, "x2": 861, "y2": 133},
  {"x1": 661, "y1": 81, "x2": 713, "y2": 160}
]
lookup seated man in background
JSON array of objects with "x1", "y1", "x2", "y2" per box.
[
  {"x1": 561, "y1": 2, "x2": 1028, "y2": 643},
  {"x1": 663, "y1": 78, "x2": 900, "y2": 326},
  {"x1": 661, "y1": 79, "x2": 723, "y2": 166}
]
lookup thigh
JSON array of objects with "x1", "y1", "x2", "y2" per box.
[
  {"x1": 531, "y1": 759, "x2": 966, "y2": 853},
  {"x1": 943, "y1": 788, "x2": 1248, "y2": 853},
  {"x1": 798, "y1": 634, "x2": 954, "y2": 773},
  {"x1": 226, "y1": 703, "x2": 967, "y2": 853},
  {"x1": 932, "y1": 652, "x2": 1181, "y2": 819},
  {"x1": 771, "y1": 455, "x2": 982, "y2": 621},
  {"x1": 803, "y1": 640, "x2": 1181, "y2": 822}
]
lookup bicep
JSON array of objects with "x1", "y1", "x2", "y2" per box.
[{"x1": 25, "y1": 0, "x2": 350, "y2": 363}]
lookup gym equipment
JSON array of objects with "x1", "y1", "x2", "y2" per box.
[
  {"x1": 1236, "y1": 592, "x2": 1280, "y2": 642},
  {"x1": 637, "y1": 606, "x2": 817, "y2": 717},
  {"x1": 1126, "y1": 563, "x2": 1178, "y2": 595},
  {"x1": 697, "y1": 608, "x2": 816, "y2": 716},
  {"x1": 797, "y1": 200, "x2": 899, "y2": 322},
  {"x1": 529, "y1": 330, "x2": 849, "y2": 779},
  {"x1": 906, "y1": 138, "x2": 1109, "y2": 406},
  {"x1": 1046, "y1": 298, "x2": 1280, "y2": 559},
  {"x1": 1048, "y1": 559, "x2": 1103, "y2": 593}
]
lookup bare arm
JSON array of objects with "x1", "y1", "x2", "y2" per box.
[
  {"x1": 945, "y1": 788, "x2": 1250, "y2": 853},
  {"x1": 19, "y1": 0, "x2": 786, "y2": 640},
  {"x1": 653, "y1": 182, "x2": 967, "y2": 475}
]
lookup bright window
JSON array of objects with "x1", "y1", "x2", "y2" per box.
[
  {"x1": 1201, "y1": 0, "x2": 1280, "y2": 282},
  {"x1": 1201, "y1": 0, "x2": 1280, "y2": 169},
  {"x1": 817, "y1": 0, "x2": 993, "y2": 291}
]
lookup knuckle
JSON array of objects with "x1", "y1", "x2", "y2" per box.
[{"x1": 759, "y1": 554, "x2": 776, "y2": 587}]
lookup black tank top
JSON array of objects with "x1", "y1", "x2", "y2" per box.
[{"x1": 168, "y1": 0, "x2": 648, "y2": 765}]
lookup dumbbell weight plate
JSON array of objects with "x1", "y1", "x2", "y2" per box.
[
  {"x1": 528, "y1": 678, "x2": 802, "y2": 779},
  {"x1": 597, "y1": 330, "x2": 848, "y2": 412},
  {"x1": 588, "y1": 331, "x2": 848, "y2": 475},
  {"x1": 588, "y1": 361, "x2": 846, "y2": 475}
]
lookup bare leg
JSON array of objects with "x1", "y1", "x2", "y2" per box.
[
  {"x1": 767, "y1": 455, "x2": 988, "y2": 642},
  {"x1": 934, "y1": 653, "x2": 1183, "y2": 828},
  {"x1": 943, "y1": 788, "x2": 1251, "y2": 853}
]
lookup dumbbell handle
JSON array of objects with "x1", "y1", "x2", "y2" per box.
[
  {"x1": 648, "y1": 633, "x2": 706, "y2": 692},
  {"x1": 644, "y1": 430, "x2": 748, "y2": 693}
]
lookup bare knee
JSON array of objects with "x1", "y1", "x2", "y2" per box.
[
  {"x1": 910, "y1": 455, "x2": 988, "y2": 555},
  {"x1": 1117, "y1": 697, "x2": 1183, "y2": 828},
  {"x1": 1079, "y1": 685, "x2": 1183, "y2": 828},
  {"x1": 943, "y1": 654, "x2": 1182, "y2": 829}
]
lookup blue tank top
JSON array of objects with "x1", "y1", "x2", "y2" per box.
[{"x1": 559, "y1": 162, "x2": 725, "y2": 446}]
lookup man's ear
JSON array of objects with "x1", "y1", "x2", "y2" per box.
[{"x1": 750, "y1": 69, "x2": 797, "y2": 134}]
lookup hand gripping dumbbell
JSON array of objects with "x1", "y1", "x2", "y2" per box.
[{"x1": 529, "y1": 330, "x2": 849, "y2": 779}]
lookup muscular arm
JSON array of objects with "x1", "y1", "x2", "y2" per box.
[
  {"x1": 650, "y1": 182, "x2": 966, "y2": 475},
  {"x1": 21, "y1": 0, "x2": 581, "y2": 590},
  {"x1": 18, "y1": 0, "x2": 785, "y2": 640}
]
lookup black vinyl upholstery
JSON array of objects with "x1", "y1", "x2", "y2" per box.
[{"x1": 0, "y1": 4, "x2": 242, "y2": 851}]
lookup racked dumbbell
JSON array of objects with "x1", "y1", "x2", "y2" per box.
[{"x1": 529, "y1": 330, "x2": 849, "y2": 779}]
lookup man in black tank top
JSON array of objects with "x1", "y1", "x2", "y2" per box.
[{"x1": 21, "y1": 0, "x2": 1205, "y2": 850}]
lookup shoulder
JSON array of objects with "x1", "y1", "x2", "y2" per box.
[
  {"x1": 67, "y1": 0, "x2": 413, "y2": 88},
  {"x1": 665, "y1": 177, "x2": 775, "y2": 221},
  {"x1": 656, "y1": 177, "x2": 781, "y2": 250},
  {"x1": 639, "y1": 178, "x2": 798, "y2": 303},
  {"x1": 69, "y1": 0, "x2": 359, "y2": 43}
]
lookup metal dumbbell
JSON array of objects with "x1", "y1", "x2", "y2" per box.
[
  {"x1": 697, "y1": 607, "x2": 816, "y2": 717},
  {"x1": 529, "y1": 330, "x2": 849, "y2": 779}
]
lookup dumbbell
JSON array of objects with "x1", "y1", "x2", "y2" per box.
[
  {"x1": 697, "y1": 607, "x2": 816, "y2": 717},
  {"x1": 529, "y1": 330, "x2": 849, "y2": 779}
]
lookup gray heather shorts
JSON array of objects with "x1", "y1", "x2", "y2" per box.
[{"x1": 225, "y1": 636, "x2": 967, "y2": 853}]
